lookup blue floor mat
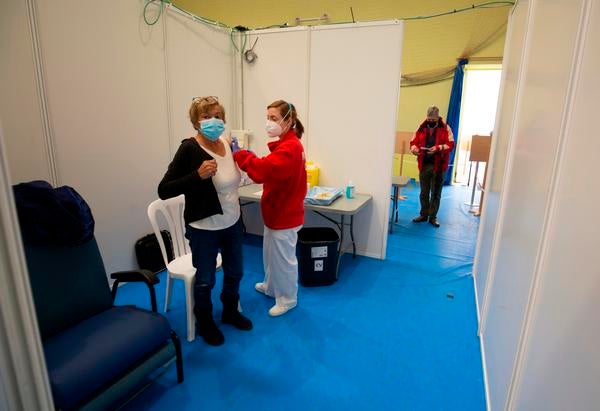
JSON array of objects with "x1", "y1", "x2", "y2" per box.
[{"x1": 117, "y1": 182, "x2": 486, "y2": 411}]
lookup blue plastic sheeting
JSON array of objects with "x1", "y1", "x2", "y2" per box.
[
  {"x1": 118, "y1": 182, "x2": 486, "y2": 411},
  {"x1": 386, "y1": 181, "x2": 480, "y2": 287},
  {"x1": 304, "y1": 186, "x2": 343, "y2": 206}
]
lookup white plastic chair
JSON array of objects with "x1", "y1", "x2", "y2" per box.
[{"x1": 147, "y1": 195, "x2": 222, "y2": 342}]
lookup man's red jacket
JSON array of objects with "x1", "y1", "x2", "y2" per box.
[{"x1": 410, "y1": 117, "x2": 455, "y2": 173}]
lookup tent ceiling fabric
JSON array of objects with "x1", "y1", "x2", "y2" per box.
[{"x1": 173, "y1": 0, "x2": 511, "y2": 76}]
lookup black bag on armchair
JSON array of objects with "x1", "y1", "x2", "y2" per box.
[
  {"x1": 135, "y1": 231, "x2": 173, "y2": 273},
  {"x1": 12, "y1": 180, "x2": 94, "y2": 246}
]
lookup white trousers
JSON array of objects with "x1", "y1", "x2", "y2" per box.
[{"x1": 262, "y1": 225, "x2": 302, "y2": 308}]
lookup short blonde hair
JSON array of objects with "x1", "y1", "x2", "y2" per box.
[
  {"x1": 189, "y1": 96, "x2": 226, "y2": 129},
  {"x1": 427, "y1": 105, "x2": 440, "y2": 117}
]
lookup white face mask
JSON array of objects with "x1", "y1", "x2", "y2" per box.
[
  {"x1": 266, "y1": 120, "x2": 283, "y2": 138},
  {"x1": 265, "y1": 106, "x2": 292, "y2": 138}
]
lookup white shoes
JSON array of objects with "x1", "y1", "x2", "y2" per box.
[
  {"x1": 268, "y1": 303, "x2": 296, "y2": 317},
  {"x1": 256, "y1": 282, "x2": 297, "y2": 316},
  {"x1": 254, "y1": 282, "x2": 267, "y2": 295}
]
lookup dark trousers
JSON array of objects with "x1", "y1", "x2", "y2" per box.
[
  {"x1": 419, "y1": 163, "x2": 444, "y2": 218},
  {"x1": 185, "y1": 218, "x2": 244, "y2": 310}
]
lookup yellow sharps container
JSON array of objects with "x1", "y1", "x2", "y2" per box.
[{"x1": 306, "y1": 161, "x2": 320, "y2": 187}]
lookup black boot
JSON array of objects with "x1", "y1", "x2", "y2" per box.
[
  {"x1": 194, "y1": 305, "x2": 224, "y2": 346},
  {"x1": 221, "y1": 294, "x2": 253, "y2": 331},
  {"x1": 429, "y1": 217, "x2": 440, "y2": 227}
]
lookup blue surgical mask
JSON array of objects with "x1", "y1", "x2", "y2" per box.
[{"x1": 199, "y1": 118, "x2": 225, "y2": 141}]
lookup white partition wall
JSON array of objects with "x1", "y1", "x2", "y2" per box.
[
  {"x1": 15, "y1": 1, "x2": 236, "y2": 274},
  {"x1": 474, "y1": 0, "x2": 531, "y2": 319},
  {"x1": 239, "y1": 27, "x2": 310, "y2": 236},
  {"x1": 307, "y1": 21, "x2": 403, "y2": 258},
  {"x1": 514, "y1": 4, "x2": 600, "y2": 408},
  {"x1": 0, "y1": 125, "x2": 54, "y2": 411},
  {"x1": 242, "y1": 27, "x2": 310, "y2": 156},
  {"x1": 0, "y1": 0, "x2": 51, "y2": 184},
  {"x1": 475, "y1": 0, "x2": 600, "y2": 409},
  {"x1": 165, "y1": 10, "x2": 234, "y2": 153},
  {"x1": 3, "y1": 1, "x2": 402, "y2": 270},
  {"x1": 240, "y1": 21, "x2": 403, "y2": 259},
  {"x1": 34, "y1": 0, "x2": 170, "y2": 274}
]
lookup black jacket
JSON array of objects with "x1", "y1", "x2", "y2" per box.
[{"x1": 158, "y1": 138, "x2": 223, "y2": 224}]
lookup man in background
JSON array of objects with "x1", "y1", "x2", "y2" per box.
[{"x1": 410, "y1": 106, "x2": 455, "y2": 227}]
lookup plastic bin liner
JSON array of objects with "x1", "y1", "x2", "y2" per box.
[{"x1": 297, "y1": 227, "x2": 340, "y2": 286}]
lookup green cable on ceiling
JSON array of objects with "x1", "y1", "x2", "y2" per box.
[
  {"x1": 143, "y1": 0, "x2": 169, "y2": 26},
  {"x1": 146, "y1": 1, "x2": 514, "y2": 29},
  {"x1": 403, "y1": 1, "x2": 515, "y2": 21},
  {"x1": 143, "y1": 0, "x2": 515, "y2": 54}
]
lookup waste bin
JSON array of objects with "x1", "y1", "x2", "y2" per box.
[{"x1": 297, "y1": 227, "x2": 339, "y2": 286}]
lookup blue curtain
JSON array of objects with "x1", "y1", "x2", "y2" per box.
[{"x1": 444, "y1": 58, "x2": 468, "y2": 185}]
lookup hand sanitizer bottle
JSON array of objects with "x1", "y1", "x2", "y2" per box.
[{"x1": 346, "y1": 180, "x2": 355, "y2": 199}]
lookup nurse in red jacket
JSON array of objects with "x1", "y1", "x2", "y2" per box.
[{"x1": 232, "y1": 100, "x2": 306, "y2": 316}]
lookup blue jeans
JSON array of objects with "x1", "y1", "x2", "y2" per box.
[{"x1": 185, "y1": 218, "x2": 244, "y2": 310}]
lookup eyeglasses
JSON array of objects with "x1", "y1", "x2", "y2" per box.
[{"x1": 192, "y1": 96, "x2": 219, "y2": 104}]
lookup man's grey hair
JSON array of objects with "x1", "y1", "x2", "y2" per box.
[{"x1": 427, "y1": 105, "x2": 439, "y2": 117}]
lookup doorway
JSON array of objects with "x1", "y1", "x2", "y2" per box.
[{"x1": 454, "y1": 65, "x2": 502, "y2": 188}]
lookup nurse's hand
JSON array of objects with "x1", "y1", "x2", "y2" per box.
[
  {"x1": 231, "y1": 137, "x2": 241, "y2": 154},
  {"x1": 410, "y1": 145, "x2": 419, "y2": 155},
  {"x1": 197, "y1": 159, "x2": 218, "y2": 179}
]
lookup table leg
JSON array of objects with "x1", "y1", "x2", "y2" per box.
[
  {"x1": 336, "y1": 215, "x2": 345, "y2": 279},
  {"x1": 398, "y1": 187, "x2": 407, "y2": 202},
  {"x1": 393, "y1": 186, "x2": 399, "y2": 223},
  {"x1": 350, "y1": 214, "x2": 356, "y2": 257},
  {"x1": 467, "y1": 161, "x2": 473, "y2": 187},
  {"x1": 389, "y1": 186, "x2": 397, "y2": 234},
  {"x1": 470, "y1": 162, "x2": 479, "y2": 206},
  {"x1": 339, "y1": 214, "x2": 345, "y2": 255},
  {"x1": 465, "y1": 162, "x2": 480, "y2": 210}
]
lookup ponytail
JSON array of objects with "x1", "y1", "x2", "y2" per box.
[{"x1": 293, "y1": 117, "x2": 304, "y2": 139}]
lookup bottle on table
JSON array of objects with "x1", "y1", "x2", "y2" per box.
[{"x1": 346, "y1": 180, "x2": 355, "y2": 199}]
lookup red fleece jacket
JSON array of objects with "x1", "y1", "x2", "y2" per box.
[
  {"x1": 234, "y1": 130, "x2": 307, "y2": 230},
  {"x1": 410, "y1": 117, "x2": 455, "y2": 173}
]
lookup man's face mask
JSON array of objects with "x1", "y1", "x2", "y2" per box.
[
  {"x1": 199, "y1": 118, "x2": 225, "y2": 141},
  {"x1": 427, "y1": 119, "x2": 438, "y2": 127}
]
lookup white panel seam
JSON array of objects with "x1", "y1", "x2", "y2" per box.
[
  {"x1": 26, "y1": 0, "x2": 59, "y2": 185},
  {"x1": 239, "y1": 33, "x2": 245, "y2": 129},
  {"x1": 305, "y1": 28, "x2": 312, "y2": 156},
  {"x1": 235, "y1": 33, "x2": 243, "y2": 130},
  {"x1": 163, "y1": 4, "x2": 174, "y2": 160},
  {"x1": 505, "y1": 1, "x2": 592, "y2": 409}
]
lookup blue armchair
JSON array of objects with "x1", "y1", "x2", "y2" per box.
[{"x1": 14, "y1": 181, "x2": 183, "y2": 410}]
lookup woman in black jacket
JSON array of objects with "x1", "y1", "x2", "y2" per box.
[{"x1": 158, "y1": 96, "x2": 251, "y2": 346}]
